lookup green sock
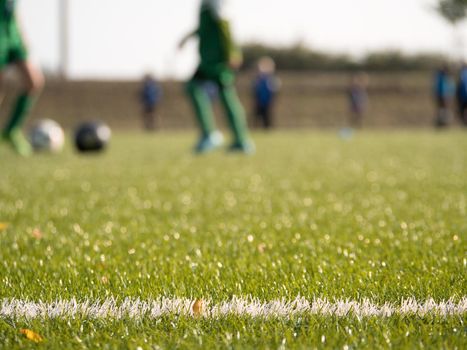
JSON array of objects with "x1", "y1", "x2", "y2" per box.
[
  {"x1": 186, "y1": 80, "x2": 216, "y2": 137},
  {"x1": 3, "y1": 93, "x2": 34, "y2": 136},
  {"x1": 219, "y1": 85, "x2": 248, "y2": 144}
]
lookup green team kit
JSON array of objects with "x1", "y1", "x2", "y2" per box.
[
  {"x1": 186, "y1": 0, "x2": 254, "y2": 154},
  {"x1": 0, "y1": 0, "x2": 27, "y2": 67},
  {"x1": 2, "y1": 0, "x2": 252, "y2": 156},
  {"x1": 1, "y1": 0, "x2": 36, "y2": 156}
]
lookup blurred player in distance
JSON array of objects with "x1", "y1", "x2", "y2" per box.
[
  {"x1": 456, "y1": 63, "x2": 467, "y2": 126},
  {"x1": 0, "y1": 0, "x2": 44, "y2": 156},
  {"x1": 252, "y1": 56, "x2": 281, "y2": 129},
  {"x1": 433, "y1": 64, "x2": 455, "y2": 128},
  {"x1": 179, "y1": 0, "x2": 254, "y2": 154},
  {"x1": 140, "y1": 73, "x2": 162, "y2": 131},
  {"x1": 348, "y1": 72, "x2": 369, "y2": 129}
]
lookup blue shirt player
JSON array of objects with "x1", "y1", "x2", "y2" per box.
[
  {"x1": 140, "y1": 74, "x2": 162, "y2": 131},
  {"x1": 433, "y1": 65, "x2": 455, "y2": 127},
  {"x1": 253, "y1": 57, "x2": 280, "y2": 129},
  {"x1": 456, "y1": 64, "x2": 467, "y2": 126}
]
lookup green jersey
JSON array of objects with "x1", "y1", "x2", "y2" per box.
[
  {"x1": 0, "y1": 0, "x2": 16, "y2": 23},
  {"x1": 197, "y1": 3, "x2": 239, "y2": 69},
  {"x1": 188, "y1": 1, "x2": 251, "y2": 151},
  {"x1": 0, "y1": 0, "x2": 27, "y2": 67}
]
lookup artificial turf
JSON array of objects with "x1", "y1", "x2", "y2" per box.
[{"x1": 0, "y1": 130, "x2": 466, "y2": 349}]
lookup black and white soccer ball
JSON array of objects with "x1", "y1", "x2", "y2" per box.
[
  {"x1": 29, "y1": 119, "x2": 65, "y2": 153},
  {"x1": 74, "y1": 121, "x2": 111, "y2": 152}
]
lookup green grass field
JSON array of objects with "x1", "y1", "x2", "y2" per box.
[{"x1": 0, "y1": 131, "x2": 466, "y2": 349}]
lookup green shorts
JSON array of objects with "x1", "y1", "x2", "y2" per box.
[
  {"x1": 0, "y1": 23, "x2": 28, "y2": 69},
  {"x1": 191, "y1": 63, "x2": 235, "y2": 87}
]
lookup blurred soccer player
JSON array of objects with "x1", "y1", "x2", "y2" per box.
[
  {"x1": 433, "y1": 65, "x2": 455, "y2": 128},
  {"x1": 179, "y1": 0, "x2": 254, "y2": 154},
  {"x1": 140, "y1": 74, "x2": 162, "y2": 131},
  {"x1": 253, "y1": 56, "x2": 280, "y2": 129},
  {"x1": 456, "y1": 63, "x2": 467, "y2": 126},
  {"x1": 0, "y1": 0, "x2": 44, "y2": 156},
  {"x1": 348, "y1": 72, "x2": 369, "y2": 129}
]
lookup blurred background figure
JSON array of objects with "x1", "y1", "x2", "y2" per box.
[
  {"x1": 0, "y1": 0, "x2": 44, "y2": 156},
  {"x1": 252, "y1": 56, "x2": 280, "y2": 129},
  {"x1": 348, "y1": 72, "x2": 369, "y2": 129},
  {"x1": 433, "y1": 64, "x2": 455, "y2": 128},
  {"x1": 457, "y1": 63, "x2": 467, "y2": 126},
  {"x1": 179, "y1": 0, "x2": 254, "y2": 154},
  {"x1": 140, "y1": 74, "x2": 162, "y2": 131}
]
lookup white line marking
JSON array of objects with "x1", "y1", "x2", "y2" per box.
[{"x1": 1, "y1": 297, "x2": 466, "y2": 320}]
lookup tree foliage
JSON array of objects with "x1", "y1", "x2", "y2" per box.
[
  {"x1": 241, "y1": 43, "x2": 447, "y2": 72},
  {"x1": 436, "y1": 0, "x2": 467, "y2": 25}
]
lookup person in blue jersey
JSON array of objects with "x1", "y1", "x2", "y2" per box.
[
  {"x1": 456, "y1": 63, "x2": 467, "y2": 126},
  {"x1": 0, "y1": 0, "x2": 44, "y2": 156},
  {"x1": 140, "y1": 74, "x2": 162, "y2": 131},
  {"x1": 348, "y1": 72, "x2": 369, "y2": 129},
  {"x1": 433, "y1": 65, "x2": 455, "y2": 127},
  {"x1": 252, "y1": 56, "x2": 280, "y2": 129}
]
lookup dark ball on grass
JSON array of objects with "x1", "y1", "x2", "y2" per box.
[{"x1": 74, "y1": 121, "x2": 111, "y2": 152}]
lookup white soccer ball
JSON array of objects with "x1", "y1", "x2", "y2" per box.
[{"x1": 29, "y1": 119, "x2": 65, "y2": 153}]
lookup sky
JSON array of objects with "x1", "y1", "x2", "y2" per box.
[{"x1": 18, "y1": 0, "x2": 467, "y2": 80}]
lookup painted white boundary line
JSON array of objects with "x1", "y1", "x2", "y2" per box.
[{"x1": 1, "y1": 297, "x2": 466, "y2": 320}]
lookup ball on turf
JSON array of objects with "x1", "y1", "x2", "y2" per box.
[
  {"x1": 29, "y1": 119, "x2": 65, "y2": 153},
  {"x1": 74, "y1": 121, "x2": 111, "y2": 152}
]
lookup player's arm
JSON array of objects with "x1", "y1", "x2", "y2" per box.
[
  {"x1": 219, "y1": 19, "x2": 242, "y2": 69},
  {"x1": 178, "y1": 30, "x2": 198, "y2": 49},
  {"x1": 14, "y1": 12, "x2": 30, "y2": 49}
]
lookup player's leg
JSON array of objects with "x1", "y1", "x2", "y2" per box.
[
  {"x1": 152, "y1": 106, "x2": 159, "y2": 130},
  {"x1": 218, "y1": 83, "x2": 254, "y2": 153},
  {"x1": 253, "y1": 103, "x2": 261, "y2": 129},
  {"x1": 142, "y1": 105, "x2": 156, "y2": 131},
  {"x1": 2, "y1": 59, "x2": 44, "y2": 156},
  {"x1": 186, "y1": 78, "x2": 216, "y2": 135},
  {"x1": 350, "y1": 104, "x2": 363, "y2": 129},
  {"x1": 263, "y1": 104, "x2": 272, "y2": 129},
  {"x1": 0, "y1": 40, "x2": 8, "y2": 120},
  {"x1": 462, "y1": 102, "x2": 467, "y2": 125},
  {"x1": 255, "y1": 103, "x2": 264, "y2": 129},
  {"x1": 0, "y1": 70, "x2": 6, "y2": 150},
  {"x1": 186, "y1": 76, "x2": 223, "y2": 153},
  {"x1": 0, "y1": 70, "x2": 5, "y2": 110}
]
